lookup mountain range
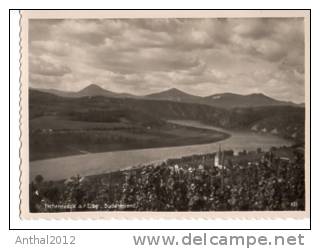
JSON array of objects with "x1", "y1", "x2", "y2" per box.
[{"x1": 33, "y1": 84, "x2": 302, "y2": 109}]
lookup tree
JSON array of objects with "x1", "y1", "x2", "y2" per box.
[{"x1": 35, "y1": 174, "x2": 44, "y2": 185}]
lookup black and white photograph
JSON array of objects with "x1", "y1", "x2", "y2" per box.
[{"x1": 20, "y1": 10, "x2": 310, "y2": 218}]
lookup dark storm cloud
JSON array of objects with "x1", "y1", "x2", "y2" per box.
[{"x1": 28, "y1": 18, "x2": 305, "y2": 102}]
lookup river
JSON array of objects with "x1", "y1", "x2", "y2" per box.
[{"x1": 30, "y1": 120, "x2": 293, "y2": 181}]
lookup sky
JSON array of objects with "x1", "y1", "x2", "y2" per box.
[{"x1": 29, "y1": 18, "x2": 305, "y2": 103}]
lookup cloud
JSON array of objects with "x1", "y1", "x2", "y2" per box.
[
  {"x1": 233, "y1": 19, "x2": 275, "y2": 40},
  {"x1": 90, "y1": 47, "x2": 202, "y2": 74},
  {"x1": 29, "y1": 20, "x2": 62, "y2": 41},
  {"x1": 30, "y1": 40, "x2": 72, "y2": 56},
  {"x1": 30, "y1": 56, "x2": 72, "y2": 76},
  {"x1": 28, "y1": 18, "x2": 306, "y2": 102}
]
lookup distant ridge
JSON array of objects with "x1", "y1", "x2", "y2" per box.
[
  {"x1": 32, "y1": 84, "x2": 301, "y2": 109},
  {"x1": 144, "y1": 87, "x2": 202, "y2": 103},
  {"x1": 35, "y1": 84, "x2": 138, "y2": 99},
  {"x1": 203, "y1": 92, "x2": 298, "y2": 108},
  {"x1": 30, "y1": 87, "x2": 74, "y2": 98}
]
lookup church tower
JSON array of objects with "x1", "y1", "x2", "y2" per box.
[{"x1": 214, "y1": 144, "x2": 224, "y2": 169}]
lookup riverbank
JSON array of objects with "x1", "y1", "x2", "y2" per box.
[{"x1": 30, "y1": 120, "x2": 292, "y2": 182}]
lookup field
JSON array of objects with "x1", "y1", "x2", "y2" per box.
[{"x1": 30, "y1": 115, "x2": 229, "y2": 161}]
